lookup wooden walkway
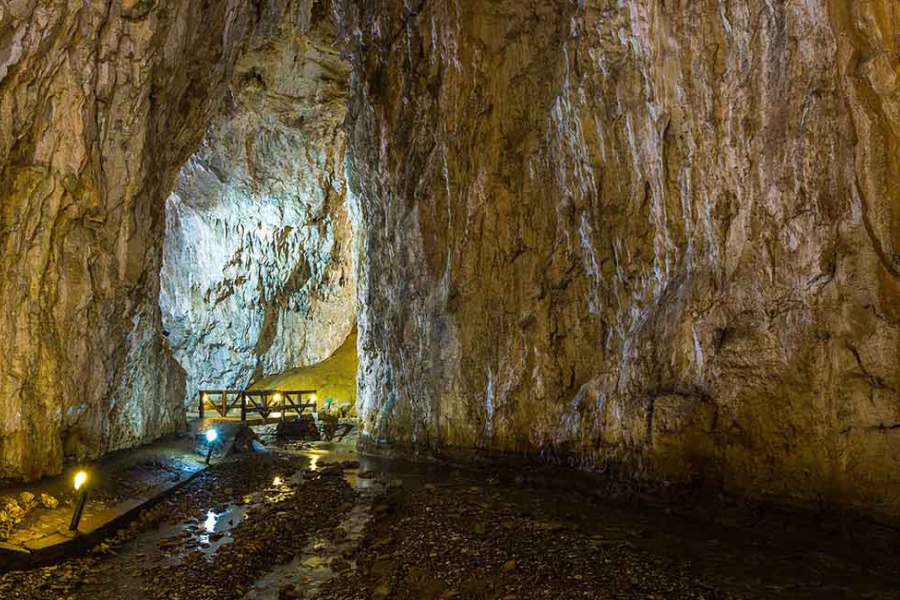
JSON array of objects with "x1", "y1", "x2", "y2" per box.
[{"x1": 198, "y1": 389, "x2": 316, "y2": 421}]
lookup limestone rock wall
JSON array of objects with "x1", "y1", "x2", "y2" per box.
[
  {"x1": 0, "y1": 0, "x2": 262, "y2": 480},
  {"x1": 0, "y1": 0, "x2": 334, "y2": 480},
  {"x1": 344, "y1": 0, "x2": 900, "y2": 515},
  {"x1": 160, "y1": 7, "x2": 355, "y2": 404}
]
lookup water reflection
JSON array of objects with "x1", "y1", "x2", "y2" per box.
[{"x1": 203, "y1": 510, "x2": 217, "y2": 533}]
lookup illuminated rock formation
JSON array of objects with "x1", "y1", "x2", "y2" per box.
[
  {"x1": 159, "y1": 6, "x2": 355, "y2": 404},
  {"x1": 3, "y1": 0, "x2": 900, "y2": 520},
  {"x1": 345, "y1": 1, "x2": 900, "y2": 515},
  {"x1": 0, "y1": 0, "x2": 346, "y2": 479}
]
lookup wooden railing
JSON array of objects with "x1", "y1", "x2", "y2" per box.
[{"x1": 198, "y1": 389, "x2": 316, "y2": 421}]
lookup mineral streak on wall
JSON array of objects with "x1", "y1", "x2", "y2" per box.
[{"x1": 344, "y1": 0, "x2": 900, "y2": 516}]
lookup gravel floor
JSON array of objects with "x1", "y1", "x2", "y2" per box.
[
  {"x1": 1, "y1": 447, "x2": 898, "y2": 600},
  {"x1": 0, "y1": 454, "x2": 355, "y2": 600},
  {"x1": 316, "y1": 482, "x2": 730, "y2": 600},
  {"x1": 315, "y1": 475, "x2": 900, "y2": 600}
]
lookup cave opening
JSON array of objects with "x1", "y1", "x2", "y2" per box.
[{"x1": 157, "y1": 5, "x2": 359, "y2": 422}]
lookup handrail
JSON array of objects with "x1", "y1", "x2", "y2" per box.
[{"x1": 198, "y1": 389, "x2": 317, "y2": 422}]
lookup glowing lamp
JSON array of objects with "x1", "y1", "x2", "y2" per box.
[
  {"x1": 204, "y1": 429, "x2": 218, "y2": 465},
  {"x1": 272, "y1": 392, "x2": 282, "y2": 404},
  {"x1": 68, "y1": 470, "x2": 89, "y2": 532},
  {"x1": 272, "y1": 476, "x2": 283, "y2": 487}
]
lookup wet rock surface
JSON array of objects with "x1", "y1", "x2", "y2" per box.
[
  {"x1": 0, "y1": 452, "x2": 355, "y2": 599},
  {"x1": 316, "y1": 470, "x2": 900, "y2": 600},
  {"x1": 1, "y1": 442, "x2": 898, "y2": 599},
  {"x1": 0, "y1": 435, "x2": 202, "y2": 544}
]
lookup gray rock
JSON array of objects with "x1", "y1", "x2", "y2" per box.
[{"x1": 160, "y1": 9, "x2": 355, "y2": 403}]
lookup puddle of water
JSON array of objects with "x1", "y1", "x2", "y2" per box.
[{"x1": 190, "y1": 502, "x2": 250, "y2": 555}]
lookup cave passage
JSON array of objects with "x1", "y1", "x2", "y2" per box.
[{"x1": 3, "y1": 0, "x2": 900, "y2": 598}]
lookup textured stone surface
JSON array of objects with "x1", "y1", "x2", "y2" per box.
[
  {"x1": 160, "y1": 7, "x2": 355, "y2": 404},
  {"x1": 0, "y1": 0, "x2": 263, "y2": 480},
  {"x1": 0, "y1": 0, "x2": 347, "y2": 480},
  {"x1": 5, "y1": 0, "x2": 900, "y2": 521},
  {"x1": 344, "y1": 0, "x2": 900, "y2": 515}
]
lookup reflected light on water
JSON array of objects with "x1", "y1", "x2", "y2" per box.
[{"x1": 204, "y1": 510, "x2": 217, "y2": 533}]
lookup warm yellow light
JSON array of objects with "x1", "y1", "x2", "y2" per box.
[
  {"x1": 202, "y1": 393, "x2": 208, "y2": 403},
  {"x1": 74, "y1": 471, "x2": 88, "y2": 491},
  {"x1": 270, "y1": 411, "x2": 282, "y2": 418},
  {"x1": 310, "y1": 394, "x2": 317, "y2": 403},
  {"x1": 272, "y1": 393, "x2": 282, "y2": 404},
  {"x1": 272, "y1": 476, "x2": 283, "y2": 487}
]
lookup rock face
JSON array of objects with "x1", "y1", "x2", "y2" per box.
[
  {"x1": 252, "y1": 327, "x2": 358, "y2": 415},
  {"x1": 4, "y1": 0, "x2": 900, "y2": 520},
  {"x1": 0, "y1": 0, "x2": 348, "y2": 480},
  {"x1": 344, "y1": 1, "x2": 900, "y2": 515},
  {"x1": 160, "y1": 7, "x2": 355, "y2": 405},
  {"x1": 0, "y1": 0, "x2": 263, "y2": 480}
]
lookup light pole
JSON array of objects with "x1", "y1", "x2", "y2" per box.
[
  {"x1": 205, "y1": 428, "x2": 218, "y2": 465},
  {"x1": 68, "y1": 471, "x2": 88, "y2": 532}
]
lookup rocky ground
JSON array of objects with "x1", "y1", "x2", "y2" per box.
[
  {"x1": 314, "y1": 473, "x2": 900, "y2": 600},
  {"x1": 1, "y1": 440, "x2": 898, "y2": 600}
]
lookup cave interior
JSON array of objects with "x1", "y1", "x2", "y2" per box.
[{"x1": 1, "y1": 0, "x2": 900, "y2": 597}]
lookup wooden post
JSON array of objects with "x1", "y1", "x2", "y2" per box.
[
  {"x1": 221, "y1": 391, "x2": 227, "y2": 417},
  {"x1": 240, "y1": 391, "x2": 247, "y2": 421},
  {"x1": 199, "y1": 391, "x2": 205, "y2": 420}
]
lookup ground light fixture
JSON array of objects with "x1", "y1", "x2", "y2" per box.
[
  {"x1": 205, "y1": 428, "x2": 218, "y2": 465},
  {"x1": 68, "y1": 470, "x2": 89, "y2": 532},
  {"x1": 272, "y1": 476, "x2": 283, "y2": 487}
]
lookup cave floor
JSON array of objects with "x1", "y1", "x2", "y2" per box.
[
  {"x1": 0, "y1": 432, "x2": 898, "y2": 600},
  {"x1": 0, "y1": 435, "x2": 206, "y2": 548}
]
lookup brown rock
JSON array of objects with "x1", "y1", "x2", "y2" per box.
[{"x1": 344, "y1": 0, "x2": 900, "y2": 518}]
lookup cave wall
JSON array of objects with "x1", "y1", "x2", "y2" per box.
[
  {"x1": 4, "y1": 0, "x2": 900, "y2": 519},
  {"x1": 0, "y1": 0, "x2": 328, "y2": 480},
  {"x1": 0, "y1": 0, "x2": 251, "y2": 480},
  {"x1": 344, "y1": 0, "x2": 900, "y2": 515},
  {"x1": 160, "y1": 5, "x2": 355, "y2": 404}
]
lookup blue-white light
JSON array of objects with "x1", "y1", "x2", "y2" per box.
[{"x1": 206, "y1": 429, "x2": 218, "y2": 443}]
